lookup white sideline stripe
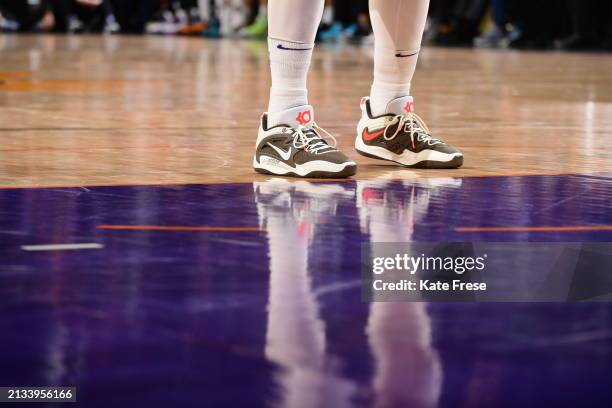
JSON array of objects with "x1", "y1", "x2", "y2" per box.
[{"x1": 21, "y1": 243, "x2": 104, "y2": 251}]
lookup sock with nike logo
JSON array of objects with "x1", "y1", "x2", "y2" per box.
[
  {"x1": 267, "y1": 37, "x2": 314, "y2": 127},
  {"x1": 267, "y1": 0, "x2": 324, "y2": 128},
  {"x1": 369, "y1": 0, "x2": 430, "y2": 117}
]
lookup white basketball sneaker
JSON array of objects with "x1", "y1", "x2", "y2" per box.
[
  {"x1": 254, "y1": 105, "x2": 357, "y2": 178},
  {"x1": 355, "y1": 96, "x2": 463, "y2": 168}
]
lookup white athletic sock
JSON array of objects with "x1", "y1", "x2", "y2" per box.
[
  {"x1": 369, "y1": 0, "x2": 430, "y2": 116},
  {"x1": 267, "y1": 38, "x2": 314, "y2": 127},
  {"x1": 266, "y1": 0, "x2": 324, "y2": 127}
]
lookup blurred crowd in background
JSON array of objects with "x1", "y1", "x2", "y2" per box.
[{"x1": 1, "y1": 0, "x2": 611, "y2": 51}]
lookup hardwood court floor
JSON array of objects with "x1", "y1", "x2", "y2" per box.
[{"x1": 0, "y1": 34, "x2": 611, "y2": 188}]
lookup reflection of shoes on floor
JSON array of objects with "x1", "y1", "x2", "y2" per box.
[
  {"x1": 356, "y1": 179, "x2": 427, "y2": 239},
  {"x1": 253, "y1": 105, "x2": 357, "y2": 178},
  {"x1": 355, "y1": 96, "x2": 463, "y2": 169},
  {"x1": 356, "y1": 177, "x2": 462, "y2": 239},
  {"x1": 254, "y1": 178, "x2": 354, "y2": 226}
]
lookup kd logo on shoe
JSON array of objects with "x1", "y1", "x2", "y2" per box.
[
  {"x1": 296, "y1": 110, "x2": 312, "y2": 125},
  {"x1": 404, "y1": 101, "x2": 414, "y2": 114}
]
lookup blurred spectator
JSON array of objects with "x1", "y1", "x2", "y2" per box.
[
  {"x1": 50, "y1": 0, "x2": 108, "y2": 33},
  {"x1": 240, "y1": 0, "x2": 267, "y2": 39},
  {"x1": 555, "y1": 0, "x2": 609, "y2": 50},
  {"x1": 428, "y1": 0, "x2": 488, "y2": 46},
  {"x1": 0, "y1": 0, "x2": 116, "y2": 33},
  {"x1": 176, "y1": 0, "x2": 209, "y2": 36},
  {"x1": 110, "y1": 0, "x2": 158, "y2": 34},
  {"x1": 506, "y1": 0, "x2": 568, "y2": 49},
  {"x1": 1, "y1": 0, "x2": 610, "y2": 52},
  {"x1": 318, "y1": 0, "x2": 369, "y2": 43},
  {"x1": 0, "y1": 0, "x2": 48, "y2": 32},
  {"x1": 473, "y1": 0, "x2": 521, "y2": 48}
]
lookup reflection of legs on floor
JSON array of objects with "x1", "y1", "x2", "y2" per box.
[
  {"x1": 255, "y1": 179, "x2": 356, "y2": 408},
  {"x1": 367, "y1": 302, "x2": 441, "y2": 408},
  {"x1": 264, "y1": 209, "x2": 322, "y2": 368},
  {"x1": 358, "y1": 178, "x2": 448, "y2": 407}
]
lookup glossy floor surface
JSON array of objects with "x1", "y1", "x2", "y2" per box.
[
  {"x1": 1, "y1": 35, "x2": 612, "y2": 187},
  {"x1": 2, "y1": 175, "x2": 612, "y2": 407},
  {"x1": 1, "y1": 34, "x2": 612, "y2": 407}
]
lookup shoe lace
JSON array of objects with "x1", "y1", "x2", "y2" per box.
[
  {"x1": 383, "y1": 112, "x2": 442, "y2": 150},
  {"x1": 291, "y1": 123, "x2": 337, "y2": 154}
]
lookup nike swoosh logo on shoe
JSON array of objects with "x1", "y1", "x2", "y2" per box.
[
  {"x1": 277, "y1": 44, "x2": 313, "y2": 51},
  {"x1": 267, "y1": 143, "x2": 292, "y2": 161},
  {"x1": 395, "y1": 52, "x2": 418, "y2": 58},
  {"x1": 362, "y1": 128, "x2": 385, "y2": 142}
]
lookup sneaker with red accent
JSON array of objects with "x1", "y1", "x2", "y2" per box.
[
  {"x1": 355, "y1": 96, "x2": 463, "y2": 168},
  {"x1": 254, "y1": 105, "x2": 357, "y2": 178}
]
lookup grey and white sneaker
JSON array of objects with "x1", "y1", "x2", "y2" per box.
[
  {"x1": 355, "y1": 96, "x2": 463, "y2": 169},
  {"x1": 253, "y1": 105, "x2": 357, "y2": 178}
]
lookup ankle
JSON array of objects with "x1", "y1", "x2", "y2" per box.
[{"x1": 369, "y1": 81, "x2": 411, "y2": 116}]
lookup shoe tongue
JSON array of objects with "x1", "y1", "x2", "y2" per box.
[
  {"x1": 385, "y1": 96, "x2": 415, "y2": 116},
  {"x1": 276, "y1": 105, "x2": 315, "y2": 128}
]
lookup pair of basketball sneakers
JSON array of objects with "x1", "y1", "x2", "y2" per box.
[{"x1": 253, "y1": 96, "x2": 463, "y2": 178}]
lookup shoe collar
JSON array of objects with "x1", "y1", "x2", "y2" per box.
[
  {"x1": 360, "y1": 96, "x2": 415, "y2": 119},
  {"x1": 262, "y1": 105, "x2": 315, "y2": 131}
]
